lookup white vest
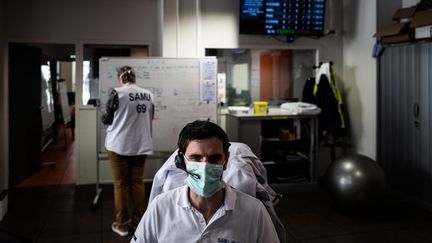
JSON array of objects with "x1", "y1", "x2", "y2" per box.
[{"x1": 105, "y1": 83, "x2": 154, "y2": 155}]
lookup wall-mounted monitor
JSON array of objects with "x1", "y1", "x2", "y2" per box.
[{"x1": 239, "y1": 0, "x2": 326, "y2": 36}]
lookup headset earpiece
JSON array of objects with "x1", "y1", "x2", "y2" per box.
[
  {"x1": 175, "y1": 152, "x2": 185, "y2": 169},
  {"x1": 174, "y1": 151, "x2": 201, "y2": 180}
]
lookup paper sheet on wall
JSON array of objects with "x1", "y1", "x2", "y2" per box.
[{"x1": 200, "y1": 59, "x2": 217, "y2": 102}]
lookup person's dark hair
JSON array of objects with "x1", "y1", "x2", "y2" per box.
[
  {"x1": 178, "y1": 120, "x2": 230, "y2": 156},
  {"x1": 117, "y1": 65, "x2": 136, "y2": 84}
]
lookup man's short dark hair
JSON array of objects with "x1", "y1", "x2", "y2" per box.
[{"x1": 178, "y1": 120, "x2": 230, "y2": 155}]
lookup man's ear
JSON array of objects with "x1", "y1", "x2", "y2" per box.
[{"x1": 223, "y1": 152, "x2": 230, "y2": 170}]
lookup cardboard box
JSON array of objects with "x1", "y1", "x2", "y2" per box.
[
  {"x1": 374, "y1": 6, "x2": 417, "y2": 44},
  {"x1": 410, "y1": 9, "x2": 432, "y2": 40},
  {"x1": 393, "y1": 6, "x2": 416, "y2": 23},
  {"x1": 374, "y1": 22, "x2": 411, "y2": 44}
]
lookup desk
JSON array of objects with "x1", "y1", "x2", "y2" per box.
[{"x1": 226, "y1": 108, "x2": 319, "y2": 183}]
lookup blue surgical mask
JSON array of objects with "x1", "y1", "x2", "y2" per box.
[{"x1": 184, "y1": 160, "x2": 224, "y2": 198}]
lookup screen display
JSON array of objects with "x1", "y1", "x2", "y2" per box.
[{"x1": 240, "y1": 0, "x2": 325, "y2": 36}]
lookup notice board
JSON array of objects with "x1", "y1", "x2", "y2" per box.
[{"x1": 98, "y1": 57, "x2": 218, "y2": 153}]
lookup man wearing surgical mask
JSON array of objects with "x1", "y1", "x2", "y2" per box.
[{"x1": 132, "y1": 120, "x2": 279, "y2": 243}]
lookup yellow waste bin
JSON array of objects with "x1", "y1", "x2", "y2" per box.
[{"x1": 254, "y1": 101, "x2": 268, "y2": 115}]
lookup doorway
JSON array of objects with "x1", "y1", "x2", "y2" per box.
[{"x1": 9, "y1": 43, "x2": 76, "y2": 187}]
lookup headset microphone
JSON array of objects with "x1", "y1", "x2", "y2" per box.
[{"x1": 175, "y1": 152, "x2": 200, "y2": 180}]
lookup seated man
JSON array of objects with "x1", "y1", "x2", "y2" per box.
[
  {"x1": 132, "y1": 120, "x2": 280, "y2": 243},
  {"x1": 149, "y1": 143, "x2": 285, "y2": 242}
]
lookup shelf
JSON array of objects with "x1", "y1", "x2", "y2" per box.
[
  {"x1": 225, "y1": 113, "x2": 318, "y2": 184},
  {"x1": 261, "y1": 118, "x2": 316, "y2": 184}
]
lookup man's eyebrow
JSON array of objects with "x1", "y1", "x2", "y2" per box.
[
  {"x1": 209, "y1": 154, "x2": 223, "y2": 158},
  {"x1": 187, "y1": 153, "x2": 204, "y2": 160},
  {"x1": 188, "y1": 152, "x2": 223, "y2": 157}
]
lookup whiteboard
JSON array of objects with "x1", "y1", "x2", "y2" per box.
[
  {"x1": 58, "y1": 80, "x2": 71, "y2": 125},
  {"x1": 98, "y1": 57, "x2": 218, "y2": 152}
]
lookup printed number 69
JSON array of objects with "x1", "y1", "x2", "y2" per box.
[{"x1": 136, "y1": 104, "x2": 147, "y2": 113}]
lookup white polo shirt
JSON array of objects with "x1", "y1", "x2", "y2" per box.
[{"x1": 132, "y1": 185, "x2": 280, "y2": 243}]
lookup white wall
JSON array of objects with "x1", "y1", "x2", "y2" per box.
[
  {"x1": 5, "y1": 0, "x2": 159, "y2": 46},
  {"x1": 403, "y1": 0, "x2": 420, "y2": 7},
  {"x1": 377, "y1": 0, "x2": 401, "y2": 27},
  {"x1": 342, "y1": 0, "x2": 377, "y2": 159}
]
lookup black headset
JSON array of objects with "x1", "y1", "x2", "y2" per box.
[
  {"x1": 174, "y1": 151, "x2": 186, "y2": 170},
  {"x1": 175, "y1": 151, "x2": 200, "y2": 180},
  {"x1": 175, "y1": 126, "x2": 201, "y2": 179}
]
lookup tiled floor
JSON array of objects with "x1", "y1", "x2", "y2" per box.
[
  {"x1": 17, "y1": 125, "x2": 75, "y2": 187},
  {"x1": 2, "y1": 129, "x2": 432, "y2": 242},
  {"x1": 0, "y1": 184, "x2": 132, "y2": 243},
  {"x1": 2, "y1": 184, "x2": 432, "y2": 242},
  {"x1": 273, "y1": 188, "x2": 432, "y2": 242}
]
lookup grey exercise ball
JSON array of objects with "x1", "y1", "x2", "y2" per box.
[{"x1": 325, "y1": 154, "x2": 386, "y2": 207}]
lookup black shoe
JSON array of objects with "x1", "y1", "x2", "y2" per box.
[{"x1": 128, "y1": 222, "x2": 137, "y2": 233}]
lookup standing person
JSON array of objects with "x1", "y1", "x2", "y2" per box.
[
  {"x1": 132, "y1": 120, "x2": 279, "y2": 243},
  {"x1": 101, "y1": 65, "x2": 154, "y2": 237}
]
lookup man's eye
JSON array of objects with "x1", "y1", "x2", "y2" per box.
[
  {"x1": 209, "y1": 156, "x2": 223, "y2": 163},
  {"x1": 190, "y1": 156, "x2": 201, "y2": 161}
]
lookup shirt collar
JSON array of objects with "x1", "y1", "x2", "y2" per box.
[
  {"x1": 176, "y1": 184, "x2": 237, "y2": 211},
  {"x1": 223, "y1": 185, "x2": 236, "y2": 211},
  {"x1": 177, "y1": 185, "x2": 191, "y2": 208}
]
